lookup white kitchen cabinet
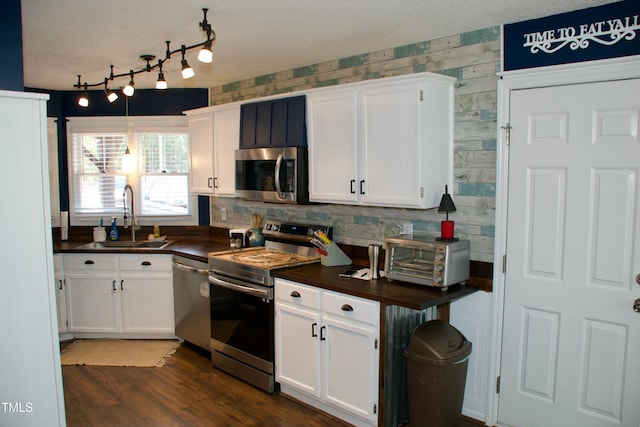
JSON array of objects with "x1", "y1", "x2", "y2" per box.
[
  {"x1": 307, "y1": 72, "x2": 455, "y2": 208},
  {"x1": 63, "y1": 253, "x2": 174, "y2": 338},
  {"x1": 119, "y1": 255, "x2": 174, "y2": 335},
  {"x1": 186, "y1": 104, "x2": 240, "y2": 196},
  {"x1": 53, "y1": 254, "x2": 70, "y2": 338},
  {"x1": 307, "y1": 89, "x2": 359, "y2": 203},
  {"x1": 275, "y1": 278, "x2": 380, "y2": 426},
  {"x1": 212, "y1": 105, "x2": 240, "y2": 196}
]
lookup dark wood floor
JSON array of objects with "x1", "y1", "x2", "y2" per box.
[{"x1": 61, "y1": 341, "x2": 482, "y2": 427}]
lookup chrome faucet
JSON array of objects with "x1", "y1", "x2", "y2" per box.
[{"x1": 123, "y1": 184, "x2": 139, "y2": 241}]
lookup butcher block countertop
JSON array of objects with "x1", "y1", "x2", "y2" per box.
[
  {"x1": 54, "y1": 226, "x2": 486, "y2": 311},
  {"x1": 274, "y1": 264, "x2": 477, "y2": 311}
]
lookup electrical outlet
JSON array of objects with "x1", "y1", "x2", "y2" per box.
[
  {"x1": 402, "y1": 223, "x2": 413, "y2": 235},
  {"x1": 220, "y1": 207, "x2": 227, "y2": 221}
]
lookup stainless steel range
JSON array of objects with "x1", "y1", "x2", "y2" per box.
[{"x1": 208, "y1": 220, "x2": 331, "y2": 393}]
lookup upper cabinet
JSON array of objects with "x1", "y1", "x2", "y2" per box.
[
  {"x1": 240, "y1": 95, "x2": 307, "y2": 148},
  {"x1": 186, "y1": 104, "x2": 240, "y2": 196},
  {"x1": 307, "y1": 73, "x2": 455, "y2": 209}
]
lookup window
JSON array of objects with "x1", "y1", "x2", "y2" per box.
[{"x1": 67, "y1": 117, "x2": 194, "y2": 226}]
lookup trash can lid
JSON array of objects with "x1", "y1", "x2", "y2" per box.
[{"x1": 405, "y1": 320, "x2": 472, "y2": 365}]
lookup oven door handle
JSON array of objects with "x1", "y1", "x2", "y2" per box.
[
  {"x1": 209, "y1": 275, "x2": 270, "y2": 299},
  {"x1": 173, "y1": 261, "x2": 208, "y2": 275}
]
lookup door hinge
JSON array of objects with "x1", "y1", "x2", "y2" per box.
[
  {"x1": 374, "y1": 339, "x2": 378, "y2": 349},
  {"x1": 420, "y1": 187, "x2": 424, "y2": 198},
  {"x1": 496, "y1": 376, "x2": 501, "y2": 394},
  {"x1": 501, "y1": 123, "x2": 512, "y2": 145},
  {"x1": 373, "y1": 403, "x2": 377, "y2": 414},
  {"x1": 502, "y1": 254, "x2": 507, "y2": 273},
  {"x1": 419, "y1": 90, "x2": 423, "y2": 101}
]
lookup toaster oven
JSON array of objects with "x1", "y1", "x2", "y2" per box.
[{"x1": 384, "y1": 237, "x2": 470, "y2": 291}]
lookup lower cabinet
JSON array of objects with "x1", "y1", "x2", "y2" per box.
[
  {"x1": 275, "y1": 278, "x2": 380, "y2": 426},
  {"x1": 63, "y1": 253, "x2": 174, "y2": 338}
]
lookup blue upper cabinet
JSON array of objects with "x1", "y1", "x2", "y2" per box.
[{"x1": 240, "y1": 95, "x2": 307, "y2": 148}]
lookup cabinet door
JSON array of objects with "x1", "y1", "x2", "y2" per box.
[
  {"x1": 286, "y1": 96, "x2": 307, "y2": 147},
  {"x1": 65, "y1": 274, "x2": 120, "y2": 333},
  {"x1": 275, "y1": 303, "x2": 322, "y2": 397},
  {"x1": 120, "y1": 274, "x2": 174, "y2": 335},
  {"x1": 322, "y1": 316, "x2": 379, "y2": 423},
  {"x1": 189, "y1": 112, "x2": 215, "y2": 194},
  {"x1": 213, "y1": 106, "x2": 240, "y2": 196},
  {"x1": 307, "y1": 90, "x2": 358, "y2": 203},
  {"x1": 360, "y1": 82, "x2": 422, "y2": 207}
]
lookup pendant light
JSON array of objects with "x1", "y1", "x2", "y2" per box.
[{"x1": 121, "y1": 97, "x2": 135, "y2": 173}]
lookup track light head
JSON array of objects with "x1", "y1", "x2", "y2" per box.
[
  {"x1": 181, "y1": 45, "x2": 195, "y2": 79},
  {"x1": 123, "y1": 70, "x2": 135, "y2": 96},
  {"x1": 78, "y1": 82, "x2": 89, "y2": 107},
  {"x1": 198, "y1": 39, "x2": 213, "y2": 63}
]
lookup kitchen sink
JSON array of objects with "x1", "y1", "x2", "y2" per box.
[{"x1": 77, "y1": 240, "x2": 173, "y2": 250}]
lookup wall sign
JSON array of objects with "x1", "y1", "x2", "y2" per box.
[{"x1": 504, "y1": 0, "x2": 639, "y2": 71}]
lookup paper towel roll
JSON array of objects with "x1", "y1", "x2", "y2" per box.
[{"x1": 60, "y1": 211, "x2": 69, "y2": 240}]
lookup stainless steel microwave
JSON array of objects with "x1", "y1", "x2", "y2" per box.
[
  {"x1": 235, "y1": 146, "x2": 309, "y2": 204},
  {"x1": 384, "y1": 237, "x2": 470, "y2": 291}
]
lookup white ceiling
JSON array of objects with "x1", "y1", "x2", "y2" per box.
[{"x1": 21, "y1": 0, "x2": 618, "y2": 92}]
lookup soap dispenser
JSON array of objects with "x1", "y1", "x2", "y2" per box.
[{"x1": 109, "y1": 217, "x2": 120, "y2": 241}]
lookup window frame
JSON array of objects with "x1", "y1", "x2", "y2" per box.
[{"x1": 66, "y1": 116, "x2": 197, "y2": 227}]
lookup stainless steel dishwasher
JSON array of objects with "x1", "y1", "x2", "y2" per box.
[{"x1": 172, "y1": 255, "x2": 211, "y2": 352}]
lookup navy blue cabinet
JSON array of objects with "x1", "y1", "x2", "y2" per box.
[{"x1": 240, "y1": 95, "x2": 306, "y2": 148}]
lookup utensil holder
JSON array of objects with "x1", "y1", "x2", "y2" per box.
[{"x1": 320, "y1": 243, "x2": 352, "y2": 267}]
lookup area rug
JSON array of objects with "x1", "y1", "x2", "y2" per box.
[{"x1": 61, "y1": 339, "x2": 180, "y2": 367}]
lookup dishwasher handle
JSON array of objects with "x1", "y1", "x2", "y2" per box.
[{"x1": 173, "y1": 261, "x2": 208, "y2": 275}]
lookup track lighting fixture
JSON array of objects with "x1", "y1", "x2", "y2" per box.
[
  {"x1": 73, "y1": 8, "x2": 216, "y2": 106},
  {"x1": 122, "y1": 70, "x2": 135, "y2": 97},
  {"x1": 181, "y1": 45, "x2": 195, "y2": 79}
]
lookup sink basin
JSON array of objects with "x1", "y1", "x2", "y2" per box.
[{"x1": 77, "y1": 240, "x2": 173, "y2": 250}]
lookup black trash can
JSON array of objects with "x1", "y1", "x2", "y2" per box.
[{"x1": 405, "y1": 320, "x2": 472, "y2": 427}]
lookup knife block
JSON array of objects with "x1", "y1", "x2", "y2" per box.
[{"x1": 320, "y1": 243, "x2": 352, "y2": 267}]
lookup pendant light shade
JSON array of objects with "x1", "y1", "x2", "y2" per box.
[{"x1": 155, "y1": 60, "x2": 168, "y2": 89}]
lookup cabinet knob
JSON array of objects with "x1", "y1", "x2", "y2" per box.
[
  {"x1": 359, "y1": 180, "x2": 365, "y2": 195},
  {"x1": 312, "y1": 322, "x2": 318, "y2": 337},
  {"x1": 341, "y1": 304, "x2": 354, "y2": 312},
  {"x1": 290, "y1": 291, "x2": 301, "y2": 298},
  {"x1": 112, "y1": 280, "x2": 116, "y2": 291},
  {"x1": 208, "y1": 177, "x2": 213, "y2": 188},
  {"x1": 141, "y1": 261, "x2": 152, "y2": 266},
  {"x1": 84, "y1": 260, "x2": 95, "y2": 265},
  {"x1": 350, "y1": 180, "x2": 356, "y2": 194}
]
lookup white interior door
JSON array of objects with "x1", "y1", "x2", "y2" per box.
[{"x1": 499, "y1": 78, "x2": 640, "y2": 427}]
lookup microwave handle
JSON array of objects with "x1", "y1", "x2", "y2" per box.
[{"x1": 274, "y1": 153, "x2": 284, "y2": 200}]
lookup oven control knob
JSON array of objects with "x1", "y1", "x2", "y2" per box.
[
  {"x1": 435, "y1": 253, "x2": 445, "y2": 261},
  {"x1": 434, "y1": 276, "x2": 443, "y2": 284},
  {"x1": 435, "y1": 265, "x2": 444, "y2": 272}
]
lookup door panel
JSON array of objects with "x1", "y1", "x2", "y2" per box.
[{"x1": 500, "y1": 78, "x2": 640, "y2": 427}]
